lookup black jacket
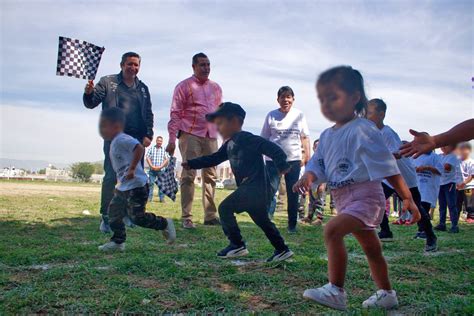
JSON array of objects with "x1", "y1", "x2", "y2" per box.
[
  {"x1": 187, "y1": 131, "x2": 290, "y2": 199},
  {"x1": 83, "y1": 72, "x2": 154, "y2": 139}
]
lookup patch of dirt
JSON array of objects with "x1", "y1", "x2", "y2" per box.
[
  {"x1": 247, "y1": 295, "x2": 274, "y2": 310},
  {"x1": 0, "y1": 182, "x2": 100, "y2": 196},
  {"x1": 127, "y1": 275, "x2": 164, "y2": 289},
  {"x1": 216, "y1": 282, "x2": 234, "y2": 292}
]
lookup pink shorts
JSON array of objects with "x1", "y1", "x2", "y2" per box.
[{"x1": 331, "y1": 180, "x2": 385, "y2": 230}]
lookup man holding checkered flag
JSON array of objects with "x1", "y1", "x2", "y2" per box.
[{"x1": 83, "y1": 52, "x2": 155, "y2": 233}]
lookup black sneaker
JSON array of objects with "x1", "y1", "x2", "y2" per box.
[
  {"x1": 425, "y1": 236, "x2": 437, "y2": 252},
  {"x1": 434, "y1": 224, "x2": 447, "y2": 232},
  {"x1": 378, "y1": 230, "x2": 393, "y2": 242},
  {"x1": 414, "y1": 231, "x2": 427, "y2": 239},
  {"x1": 217, "y1": 244, "x2": 249, "y2": 258},
  {"x1": 266, "y1": 248, "x2": 294, "y2": 262},
  {"x1": 449, "y1": 226, "x2": 459, "y2": 234},
  {"x1": 287, "y1": 226, "x2": 297, "y2": 234},
  {"x1": 204, "y1": 218, "x2": 221, "y2": 226}
]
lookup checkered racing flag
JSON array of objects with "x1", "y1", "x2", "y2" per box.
[
  {"x1": 157, "y1": 157, "x2": 179, "y2": 202},
  {"x1": 56, "y1": 36, "x2": 104, "y2": 80}
]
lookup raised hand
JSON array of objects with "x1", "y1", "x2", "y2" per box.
[
  {"x1": 399, "y1": 129, "x2": 436, "y2": 158},
  {"x1": 84, "y1": 80, "x2": 94, "y2": 95}
]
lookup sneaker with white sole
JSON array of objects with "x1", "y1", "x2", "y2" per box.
[
  {"x1": 99, "y1": 218, "x2": 112, "y2": 234},
  {"x1": 217, "y1": 244, "x2": 249, "y2": 258},
  {"x1": 362, "y1": 289, "x2": 398, "y2": 309},
  {"x1": 98, "y1": 241, "x2": 125, "y2": 252},
  {"x1": 303, "y1": 283, "x2": 347, "y2": 311},
  {"x1": 162, "y1": 218, "x2": 176, "y2": 244},
  {"x1": 266, "y1": 249, "x2": 294, "y2": 262}
]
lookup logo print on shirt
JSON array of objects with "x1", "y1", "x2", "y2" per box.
[{"x1": 336, "y1": 158, "x2": 353, "y2": 176}]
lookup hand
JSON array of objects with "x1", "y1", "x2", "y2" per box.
[
  {"x1": 292, "y1": 172, "x2": 316, "y2": 195},
  {"x1": 181, "y1": 161, "x2": 190, "y2": 170},
  {"x1": 166, "y1": 142, "x2": 176, "y2": 156},
  {"x1": 125, "y1": 167, "x2": 136, "y2": 180},
  {"x1": 457, "y1": 183, "x2": 466, "y2": 190},
  {"x1": 84, "y1": 80, "x2": 94, "y2": 95},
  {"x1": 279, "y1": 166, "x2": 291, "y2": 176},
  {"x1": 317, "y1": 185, "x2": 325, "y2": 194},
  {"x1": 400, "y1": 129, "x2": 436, "y2": 158},
  {"x1": 142, "y1": 137, "x2": 152, "y2": 147},
  {"x1": 402, "y1": 198, "x2": 421, "y2": 225}
]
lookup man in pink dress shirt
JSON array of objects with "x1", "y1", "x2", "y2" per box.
[{"x1": 166, "y1": 53, "x2": 222, "y2": 229}]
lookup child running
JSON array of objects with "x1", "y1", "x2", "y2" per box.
[
  {"x1": 98, "y1": 108, "x2": 176, "y2": 252},
  {"x1": 182, "y1": 102, "x2": 294, "y2": 262},
  {"x1": 436, "y1": 144, "x2": 460, "y2": 233},
  {"x1": 294, "y1": 66, "x2": 420, "y2": 310},
  {"x1": 367, "y1": 98, "x2": 437, "y2": 251}
]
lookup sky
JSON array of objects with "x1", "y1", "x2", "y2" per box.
[{"x1": 0, "y1": 0, "x2": 473, "y2": 164}]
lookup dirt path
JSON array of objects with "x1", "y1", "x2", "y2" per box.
[{"x1": 0, "y1": 182, "x2": 101, "y2": 196}]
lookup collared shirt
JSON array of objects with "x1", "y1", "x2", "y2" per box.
[
  {"x1": 117, "y1": 79, "x2": 146, "y2": 138},
  {"x1": 146, "y1": 145, "x2": 169, "y2": 169},
  {"x1": 168, "y1": 75, "x2": 223, "y2": 143}
]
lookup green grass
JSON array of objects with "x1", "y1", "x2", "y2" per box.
[{"x1": 0, "y1": 181, "x2": 473, "y2": 314}]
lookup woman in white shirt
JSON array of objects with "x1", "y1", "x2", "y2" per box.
[{"x1": 261, "y1": 86, "x2": 311, "y2": 233}]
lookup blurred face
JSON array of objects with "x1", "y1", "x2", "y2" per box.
[
  {"x1": 277, "y1": 92, "x2": 294, "y2": 113},
  {"x1": 156, "y1": 137, "x2": 163, "y2": 147},
  {"x1": 317, "y1": 82, "x2": 359, "y2": 124},
  {"x1": 214, "y1": 116, "x2": 241, "y2": 139},
  {"x1": 366, "y1": 104, "x2": 385, "y2": 127},
  {"x1": 193, "y1": 57, "x2": 211, "y2": 81},
  {"x1": 459, "y1": 147, "x2": 471, "y2": 160},
  {"x1": 99, "y1": 118, "x2": 122, "y2": 141},
  {"x1": 120, "y1": 57, "x2": 140, "y2": 79}
]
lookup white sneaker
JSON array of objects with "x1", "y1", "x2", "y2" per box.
[
  {"x1": 303, "y1": 283, "x2": 347, "y2": 311},
  {"x1": 362, "y1": 289, "x2": 398, "y2": 309},
  {"x1": 162, "y1": 218, "x2": 176, "y2": 244},
  {"x1": 98, "y1": 241, "x2": 125, "y2": 252}
]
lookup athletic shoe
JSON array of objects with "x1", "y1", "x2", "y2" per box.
[
  {"x1": 378, "y1": 230, "x2": 393, "y2": 242},
  {"x1": 204, "y1": 218, "x2": 221, "y2": 226},
  {"x1": 217, "y1": 244, "x2": 249, "y2": 258},
  {"x1": 99, "y1": 218, "x2": 112, "y2": 234},
  {"x1": 266, "y1": 249, "x2": 294, "y2": 262},
  {"x1": 287, "y1": 226, "x2": 297, "y2": 234},
  {"x1": 449, "y1": 226, "x2": 459, "y2": 234},
  {"x1": 303, "y1": 283, "x2": 347, "y2": 311},
  {"x1": 466, "y1": 218, "x2": 474, "y2": 224},
  {"x1": 425, "y1": 236, "x2": 437, "y2": 252},
  {"x1": 182, "y1": 219, "x2": 196, "y2": 229},
  {"x1": 123, "y1": 216, "x2": 135, "y2": 228},
  {"x1": 98, "y1": 241, "x2": 125, "y2": 252},
  {"x1": 434, "y1": 224, "x2": 447, "y2": 232},
  {"x1": 414, "y1": 231, "x2": 427, "y2": 239},
  {"x1": 162, "y1": 218, "x2": 176, "y2": 244},
  {"x1": 362, "y1": 289, "x2": 398, "y2": 309}
]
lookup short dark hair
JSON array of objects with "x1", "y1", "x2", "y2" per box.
[
  {"x1": 458, "y1": 142, "x2": 472, "y2": 151},
  {"x1": 192, "y1": 52, "x2": 208, "y2": 65},
  {"x1": 277, "y1": 86, "x2": 295, "y2": 98},
  {"x1": 313, "y1": 139, "x2": 320, "y2": 146},
  {"x1": 317, "y1": 66, "x2": 368, "y2": 117},
  {"x1": 156, "y1": 136, "x2": 163, "y2": 139},
  {"x1": 121, "y1": 52, "x2": 141, "y2": 66},
  {"x1": 100, "y1": 107, "x2": 125, "y2": 125},
  {"x1": 368, "y1": 98, "x2": 387, "y2": 113}
]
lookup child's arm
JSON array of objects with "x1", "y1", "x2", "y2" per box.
[
  {"x1": 250, "y1": 135, "x2": 291, "y2": 174},
  {"x1": 183, "y1": 143, "x2": 228, "y2": 170},
  {"x1": 125, "y1": 144, "x2": 145, "y2": 180},
  {"x1": 386, "y1": 174, "x2": 421, "y2": 224}
]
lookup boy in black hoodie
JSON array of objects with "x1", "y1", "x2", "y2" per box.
[{"x1": 182, "y1": 102, "x2": 294, "y2": 262}]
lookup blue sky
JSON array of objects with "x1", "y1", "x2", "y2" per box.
[{"x1": 1, "y1": 0, "x2": 472, "y2": 163}]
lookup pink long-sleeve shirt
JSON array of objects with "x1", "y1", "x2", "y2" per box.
[{"x1": 167, "y1": 75, "x2": 223, "y2": 143}]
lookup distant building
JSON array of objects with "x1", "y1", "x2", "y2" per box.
[{"x1": 45, "y1": 165, "x2": 72, "y2": 181}]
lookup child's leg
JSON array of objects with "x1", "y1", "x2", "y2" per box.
[
  {"x1": 324, "y1": 214, "x2": 367, "y2": 288},
  {"x1": 247, "y1": 208, "x2": 288, "y2": 251},
  {"x1": 352, "y1": 230, "x2": 391, "y2": 290},
  {"x1": 446, "y1": 183, "x2": 458, "y2": 228},
  {"x1": 438, "y1": 185, "x2": 448, "y2": 225},
  {"x1": 108, "y1": 191, "x2": 128, "y2": 243},
  {"x1": 126, "y1": 186, "x2": 168, "y2": 230},
  {"x1": 218, "y1": 189, "x2": 246, "y2": 247}
]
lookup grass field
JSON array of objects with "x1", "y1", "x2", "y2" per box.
[{"x1": 1, "y1": 180, "x2": 473, "y2": 314}]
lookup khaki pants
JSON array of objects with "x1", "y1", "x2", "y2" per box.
[{"x1": 179, "y1": 132, "x2": 218, "y2": 221}]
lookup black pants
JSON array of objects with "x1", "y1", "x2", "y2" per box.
[
  {"x1": 218, "y1": 184, "x2": 288, "y2": 251},
  {"x1": 380, "y1": 183, "x2": 435, "y2": 240},
  {"x1": 457, "y1": 189, "x2": 474, "y2": 219},
  {"x1": 109, "y1": 184, "x2": 167, "y2": 244}
]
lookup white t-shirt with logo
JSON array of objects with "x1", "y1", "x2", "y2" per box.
[
  {"x1": 413, "y1": 152, "x2": 443, "y2": 206},
  {"x1": 380, "y1": 125, "x2": 418, "y2": 189},
  {"x1": 306, "y1": 118, "x2": 400, "y2": 189},
  {"x1": 439, "y1": 153, "x2": 460, "y2": 185},
  {"x1": 459, "y1": 158, "x2": 474, "y2": 190},
  {"x1": 261, "y1": 107, "x2": 310, "y2": 161}
]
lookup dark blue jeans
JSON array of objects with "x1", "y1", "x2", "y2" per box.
[
  {"x1": 267, "y1": 160, "x2": 301, "y2": 229},
  {"x1": 438, "y1": 182, "x2": 458, "y2": 228},
  {"x1": 148, "y1": 170, "x2": 165, "y2": 202}
]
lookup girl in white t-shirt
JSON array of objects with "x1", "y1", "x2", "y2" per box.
[{"x1": 293, "y1": 66, "x2": 420, "y2": 311}]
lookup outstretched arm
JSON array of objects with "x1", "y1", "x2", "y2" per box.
[
  {"x1": 250, "y1": 135, "x2": 290, "y2": 174},
  {"x1": 184, "y1": 143, "x2": 228, "y2": 170}
]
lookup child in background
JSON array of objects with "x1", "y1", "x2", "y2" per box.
[
  {"x1": 295, "y1": 66, "x2": 420, "y2": 310},
  {"x1": 435, "y1": 145, "x2": 460, "y2": 233},
  {"x1": 97, "y1": 108, "x2": 176, "y2": 252},
  {"x1": 301, "y1": 139, "x2": 325, "y2": 225},
  {"x1": 457, "y1": 142, "x2": 474, "y2": 223},
  {"x1": 413, "y1": 147, "x2": 443, "y2": 240},
  {"x1": 183, "y1": 102, "x2": 294, "y2": 262}
]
